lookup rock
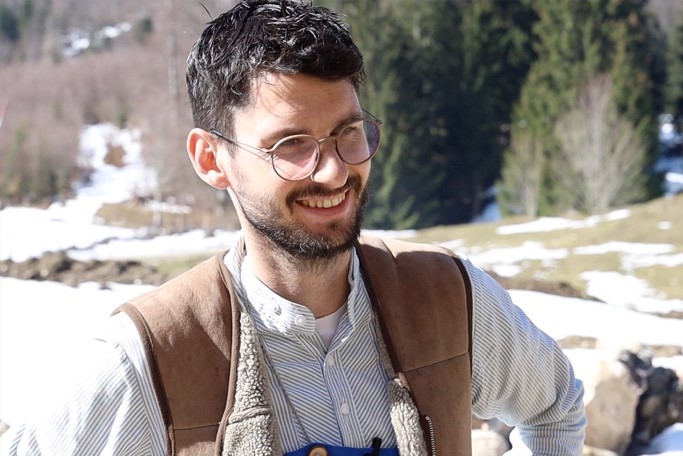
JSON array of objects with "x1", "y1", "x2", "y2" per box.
[
  {"x1": 572, "y1": 348, "x2": 641, "y2": 454},
  {"x1": 486, "y1": 270, "x2": 590, "y2": 299},
  {"x1": 641, "y1": 423, "x2": 683, "y2": 454},
  {"x1": 471, "y1": 417, "x2": 513, "y2": 439},
  {"x1": 482, "y1": 418, "x2": 513, "y2": 440},
  {"x1": 472, "y1": 416, "x2": 486, "y2": 429},
  {"x1": 582, "y1": 445, "x2": 618, "y2": 456},
  {"x1": 471, "y1": 429, "x2": 510, "y2": 456},
  {"x1": 624, "y1": 354, "x2": 683, "y2": 456}
]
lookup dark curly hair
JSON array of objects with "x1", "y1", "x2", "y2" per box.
[{"x1": 186, "y1": 0, "x2": 365, "y2": 137}]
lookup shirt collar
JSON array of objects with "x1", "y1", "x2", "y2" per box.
[{"x1": 224, "y1": 233, "x2": 372, "y2": 337}]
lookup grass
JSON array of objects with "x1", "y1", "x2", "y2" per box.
[
  {"x1": 96, "y1": 201, "x2": 241, "y2": 232},
  {"x1": 121, "y1": 193, "x2": 682, "y2": 299},
  {"x1": 404, "y1": 193, "x2": 683, "y2": 299},
  {"x1": 146, "y1": 253, "x2": 219, "y2": 277},
  {"x1": 95, "y1": 201, "x2": 239, "y2": 277}
]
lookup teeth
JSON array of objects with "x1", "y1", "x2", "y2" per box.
[{"x1": 300, "y1": 193, "x2": 346, "y2": 208}]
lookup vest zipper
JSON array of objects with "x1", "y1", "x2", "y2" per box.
[{"x1": 424, "y1": 415, "x2": 436, "y2": 455}]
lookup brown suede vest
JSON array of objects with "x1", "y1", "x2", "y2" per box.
[{"x1": 116, "y1": 234, "x2": 473, "y2": 455}]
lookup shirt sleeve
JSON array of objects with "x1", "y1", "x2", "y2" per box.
[
  {"x1": 463, "y1": 258, "x2": 587, "y2": 456},
  {"x1": 0, "y1": 313, "x2": 166, "y2": 456}
]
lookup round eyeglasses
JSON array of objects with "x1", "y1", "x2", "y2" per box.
[{"x1": 210, "y1": 114, "x2": 382, "y2": 181}]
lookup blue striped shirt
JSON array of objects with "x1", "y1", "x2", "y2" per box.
[
  {"x1": 232, "y1": 252, "x2": 397, "y2": 451},
  {"x1": 0, "y1": 240, "x2": 585, "y2": 455}
]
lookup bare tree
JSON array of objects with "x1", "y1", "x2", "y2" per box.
[
  {"x1": 498, "y1": 128, "x2": 545, "y2": 217},
  {"x1": 554, "y1": 76, "x2": 647, "y2": 214},
  {"x1": 0, "y1": 0, "x2": 240, "y2": 225},
  {"x1": 0, "y1": 59, "x2": 84, "y2": 204}
]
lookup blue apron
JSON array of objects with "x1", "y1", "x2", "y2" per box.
[{"x1": 286, "y1": 443, "x2": 400, "y2": 456}]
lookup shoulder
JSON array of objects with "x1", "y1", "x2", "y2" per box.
[
  {"x1": 125, "y1": 251, "x2": 230, "y2": 313},
  {"x1": 358, "y1": 233, "x2": 456, "y2": 257},
  {"x1": 356, "y1": 234, "x2": 463, "y2": 276}
]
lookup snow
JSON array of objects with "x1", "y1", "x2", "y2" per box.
[
  {"x1": 510, "y1": 290, "x2": 683, "y2": 349},
  {"x1": 0, "y1": 278, "x2": 155, "y2": 420},
  {"x1": 0, "y1": 123, "x2": 681, "y2": 454},
  {"x1": 454, "y1": 240, "x2": 569, "y2": 277},
  {"x1": 0, "y1": 206, "x2": 139, "y2": 262},
  {"x1": 574, "y1": 241, "x2": 675, "y2": 256},
  {"x1": 644, "y1": 423, "x2": 683, "y2": 455},
  {"x1": 495, "y1": 209, "x2": 631, "y2": 235}
]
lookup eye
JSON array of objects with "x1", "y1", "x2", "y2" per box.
[
  {"x1": 279, "y1": 136, "x2": 307, "y2": 147},
  {"x1": 339, "y1": 121, "x2": 366, "y2": 142},
  {"x1": 273, "y1": 135, "x2": 315, "y2": 156}
]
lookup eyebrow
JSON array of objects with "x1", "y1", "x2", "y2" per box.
[{"x1": 260, "y1": 111, "x2": 365, "y2": 146}]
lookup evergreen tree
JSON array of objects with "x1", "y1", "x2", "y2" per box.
[
  {"x1": 328, "y1": 0, "x2": 537, "y2": 228},
  {"x1": 665, "y1": 9, "x2": 683, "y2": 122},
  {"x1": 499, "y1": 0, "x2": 660, "y2": 216},
  {"x1": 319, "y1": 0, "x2": 434, "y2": 228},
  {"x1": 432, "y1": 0, "x2": 537, "y2": 224},
  {"x1": 0, "y1": 5, "x2": 20, "y2": 43}
]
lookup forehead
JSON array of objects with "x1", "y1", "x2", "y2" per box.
[{"x1": 234, "y1": 73, "x2": 361, "y2": 135}]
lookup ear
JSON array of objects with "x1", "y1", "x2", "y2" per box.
[{"x1": 187, "y1": 128, "x2": 230, "y2": 190}]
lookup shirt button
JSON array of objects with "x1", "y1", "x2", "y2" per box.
[
  {"x1": 326, "y1": 357, "x2": 335, "y2": 368},
  {"x1": 294, "y1": 315, "x2": 307, "y2": 326},
  {"x1": 340, "y1": 403, "x2": 350, "y2": 415},
  {"x1": 309, "y1": 445, "x2": 328, "y2": 456}
]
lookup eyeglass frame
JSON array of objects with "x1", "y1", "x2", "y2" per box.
[{"x1": 209, "y1": 110, "x2": 383, "y2": 181}]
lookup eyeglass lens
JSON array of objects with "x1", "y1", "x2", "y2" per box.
[{"x1": 272, "y1": 119, "x2": 381, "y2": 181}]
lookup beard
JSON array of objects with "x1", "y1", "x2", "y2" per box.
[{"x1": 236, "y1": 174, "x2": 369, "y2": 261}]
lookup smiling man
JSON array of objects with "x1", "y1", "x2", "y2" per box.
[
  {"x1": 189, "y1": 72, "x2": 373, "y2": 315},
  {"x1": 1, "y1": 1, "x2": 585, "y2": 455}
]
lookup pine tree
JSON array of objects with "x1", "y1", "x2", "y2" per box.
[
  {"x1": 334, "y1": 0, "x2": 537, "y2": 228},
  {"x1": 0, "y1": 5, "x2": 20, "y2": 43},
  {"x1": 432, "y1": 0, "x2": 537, "y2": 224},
  {"x1": 499, "y1": 0, "x2": 660, "y2": 216},
  {"x1": 323, "y1": 0, "x2": 435, "y2": 228},
  {"x1": 665, "y1": 9, "x2": 683, "y2": 122}
]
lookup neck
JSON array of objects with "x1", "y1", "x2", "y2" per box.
[{"x1": 243, "y1": 234, "x2": 353, "y2": 318}]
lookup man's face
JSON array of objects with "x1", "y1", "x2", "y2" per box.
[{"x1": 219, "y1": 73, "x2": 372, "y2": 259}]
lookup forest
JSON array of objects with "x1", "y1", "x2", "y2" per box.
[{"x1": 1, "y1": 0, "x2": 682, "y2": 230}]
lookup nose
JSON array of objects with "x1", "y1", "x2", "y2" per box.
[{"x1": 309, "y1": 139, "x2": 348, "y2": 187}]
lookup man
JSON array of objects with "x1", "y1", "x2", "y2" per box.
[{"x1": 2, "y1": 0, "x2": 585, "y2": 455}]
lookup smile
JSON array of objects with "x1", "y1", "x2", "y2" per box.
[{"x1": 298, "y1": 192, "x2": 347, "y2": 209}]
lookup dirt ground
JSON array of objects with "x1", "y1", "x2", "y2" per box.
[
  {"x1": 1, "y1": 250, "x2": 590, "y2": 294},
  {"x1": 0, "y1": 251, "x2": 170, "y2": 287}
]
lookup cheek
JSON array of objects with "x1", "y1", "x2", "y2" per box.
[
  {"x1": 233, "y1": 170, "x2": 290, "y2": 206},
  {"x1": 221, "y1": 156, "x2": 263, "y2": 192}
]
